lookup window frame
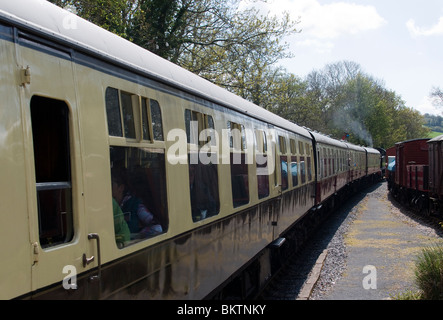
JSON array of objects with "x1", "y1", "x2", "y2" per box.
[
  {"x1": 185, "y1": 108, "x2": 220, "y2": 221},
  {"x1": 30, "y1": 96, "x2": 75, "y2": 249}
]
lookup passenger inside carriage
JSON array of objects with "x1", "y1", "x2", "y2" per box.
[
  {"x1": 112, "y1": 169, "x2": 163, "y2": 240},
  {"x1": 112, "y1": 197, "x2": 130, "y2": 247}
]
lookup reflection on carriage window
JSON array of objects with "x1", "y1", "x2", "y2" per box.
[
  {"x1": 291, "y1": 156, "x2": 298, "y2": 187},
  {"x1": 257, "y1": 155, "x2": 270, "y2": 199},
  {"x1": 189, "y1": 154, "x2": 220, "y2": 222},
  {"x1": 231, "y1": 153, "x2": 249, "y2": 207},
  {"x1": 110, "y1": 146, "x2": 168, "y2": 248},
  {"x1": 280, "y1": 156, "x2": 288, "y2": 190}
]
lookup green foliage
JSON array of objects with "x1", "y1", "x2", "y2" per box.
[
  {"x1": 414, "y1": 244, "x2": 443, "y2": 300},
  {"x1": 302, "y1": 61, "x2": 429, "y2": 148},
  {"x1": 424, "y1": 114, "x2": 443, "y2": 133},
  {"x1": 391, "y1": 289, "x2": 423, "y2": 300}
]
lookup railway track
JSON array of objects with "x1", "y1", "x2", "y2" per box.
[{"x1": 257, "y1": 184, "x2": 370, "y2": 300}]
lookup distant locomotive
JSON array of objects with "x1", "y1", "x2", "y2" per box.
[
  {"x1": 0, "y1": 0, "x2": 382, "y2": 299},
  {"x1": 388, "y1": 136, "x2": 443, "y2": 216}
]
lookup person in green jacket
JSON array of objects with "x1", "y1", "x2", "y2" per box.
[{"x1": 113, "y1": 197, "x2": 130, "y2": 247}]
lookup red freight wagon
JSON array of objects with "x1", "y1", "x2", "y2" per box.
[
  {"x1": 395, "y1": 138, "x2": 429, "y2": 188},
  {"x1": 406, "y1": 164, "x2": 429, "y2": 192}
]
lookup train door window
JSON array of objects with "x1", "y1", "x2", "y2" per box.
[
  {"x1": 256, "y1": 129, "x2": 269, "y2": 199},
  {"x1": 185, "y1": 109, "x2": 220, "y2": 221},
  {"x1": 110, "y1": 146, "x2": 168, "y2": 247},
  {"x1": 30, "y1": 96, "x2": 74, "y2": 248}
]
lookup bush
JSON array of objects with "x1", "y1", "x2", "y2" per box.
[{"x1": 415, "y1": 244, "x2": 443, "y2": 300}]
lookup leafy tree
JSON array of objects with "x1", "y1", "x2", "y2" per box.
[{"x1": 303, "y1": 61, "x2": 429, "y2": 148}]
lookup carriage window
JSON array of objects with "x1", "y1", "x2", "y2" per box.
[
  {"x1": 323, "y1": 148, "x2": 328, "y2": 177},
  {"x1": 280, "y1": 155, "x2": 288, "y2": 190},
  {"x1": 120, "y1": 92, "x2": 136, "y2": 139},
  {"x1": 189, "y1": 154, "x2": 220, "y2": 222},
  {"x1": 150, "y1": 100, "x2": 164, "y2": 141},
  {"x1": 307, "y1": 156, "x2": 312, "y2": 181},
  {"x1": 278, "y1": 136, "x2": 288, "y2": 190},
  {"x1": 228, "y1": 121, "x2": 246, "y2": 150},
  {"x1": 306, "y1": 144, "x2": 313, "y2": 181},
  {"x1": 142, "y1": 99, "x2": 151, "y2": 141},
  {"x1": 105, "y1": 87, "x2": 136, "y2": 139},
  {"x1": 279, "y1": 136, "x2": 287, "y2": 154},
  {"x1": 291, "y1": 156, "x2": 298, "y2": 187},
  {"x1": 300, "y1": 156, "x2": 306, "y2": 184},
  {"x1": 30, "y1": 96, "x2": 74, "y2": 248},
  {"x1": 298, "y1": 141, "x2": 304, "y2": 155},
  {"x1": 110, "y1": 146, "x2": 168, "y2": 248},
  {"x1": 231, "y1": 153, "x2": 249, "y2": 207},
  {"x1": 290, "y1": 139, "x2": 297, "y2": 155},
  {"x1": 256, "y1": 130, "x2": 269, "y2": 199},
  {"x1": 228, "y1": 121, "x2": 249, "y2": 206},
  {"x1": 257, "y1": 158, "x2": 270, "y2": 199},
  {"x1": 142, "y1": 98, "x2": 164, "y2": 141},
  {"x1": 106, "y1": 87, "x2": 164, "y2": 143},
  {"x1": 185, "y1": 109, "x2": 219, "y2": 221},
  {"x1": 105, "y1": 87, "x2": 123, "y2": 137},
  {"x1": 185, "y1": 110, "x2": 215, "y2": 146}
]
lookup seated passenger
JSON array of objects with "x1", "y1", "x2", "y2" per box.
[
  {"x1": 112, "y1": 198, "x2": 130, "y2": 246},
  {"x1": 112, "y1": 171, "x2": 163, "y2": 239}
]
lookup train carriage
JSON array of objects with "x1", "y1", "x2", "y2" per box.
[
  {"x1": 391, "y1": 138, "x2": 430, "y2": 211},
  {"x1": 345, "y1": 143, "x2": 367, "y2": 183},
  {"x1": 0, "y1": 0, "x2": 381, "y2": 300},
  {"x1": 0, "y1": 0, "x2": 320, "y2": 299},
  {"x1": 395, "y1": 138, "x2": 429, "y2": 191},
  {"x1": 310, "y1": 132, "x2": 348, "y2": 206},
  {"x1": 365, "y1": 147, "x2": 383, "y2": 179}
]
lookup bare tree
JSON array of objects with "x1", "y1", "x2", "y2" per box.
[{"x1": 430, "y1": 87, "x2": 443, "y2": 107}]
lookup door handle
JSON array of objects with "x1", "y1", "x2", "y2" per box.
[
  {"x1": 82, "y1": 253, "x2": 94, "y2": 266},
  {"x1": 83, "y1": 233, "x2": 101, "y2": 281}
]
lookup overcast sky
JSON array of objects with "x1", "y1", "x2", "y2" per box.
[{"x1": 242, "y1": 0, "x2": 443, "y2": 116}]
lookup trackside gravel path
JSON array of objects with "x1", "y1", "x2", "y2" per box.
[{"x1": 312, "y1": 182, "x2": 443, "y2": 300}]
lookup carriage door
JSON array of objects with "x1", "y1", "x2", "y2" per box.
[{"x1": 18, "y1": 35, "x2": 89, "y2": 297}]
